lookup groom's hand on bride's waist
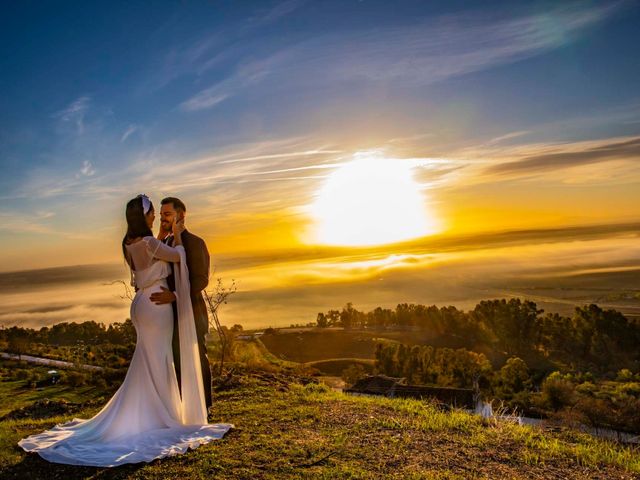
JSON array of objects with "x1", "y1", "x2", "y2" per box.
[{"x1": 150, "y1": 287, "x2": 176, "y2": 305}]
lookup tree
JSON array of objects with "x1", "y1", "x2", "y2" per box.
[
  {"x1": 498, "y1": 357, "x2": 532, "y2": 394},
  {"x1": 316, "y1": 312, "x2": 328, "y2": 328},
  {"x1": 472, "y1": 298, "x2": 542, "y2": 354},
  {"x1": 326, "y1": 309, "x2": 341, "y2": 327},
  {"x1": 7, "y1": 327, "x2": 29, "y2": 360},
  {"x1": 541, "y1": 372, "x2": 575, "y2": 411},
  {"x1": 340, "y1": 302, "x2": 358, "y2": 329}
]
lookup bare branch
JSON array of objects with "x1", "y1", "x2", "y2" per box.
[
  {"x1": 103, "y1": 280, "x2": 134, "y2": 301},
  {"x1": 203, "y1": 267, "x2": 238, "y2": 377}
]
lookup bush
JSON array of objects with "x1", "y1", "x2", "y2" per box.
[
  {"x1": 341, "y1": 364, "x2": 367, "y2": 386},
  {"x1": 65, "y1": 370, "x2": 87, "y2": 387},
  {"x1": 101, "y1": 367, "x2": 127, "y2": 384},
  {"x1": 92, "y1": 377, "x2": 108, "y2": 389},
  {"x1": 507, "y1": 390, "x2": 532, "y2": 413},
  {"x1": 15, "y1": 369, "x2": 30, "y2": 380},
  {"x1": 616, "y1": 382, "x2": 640, "y2": 397},
  {"x1": 616, "y1": 368, "x2": 634, "y2": 382},
  {"x1": 541, "y1": 371, "x2": 575, "y2": 411},
  {"x1": 614, "y1": 396, "x2": 640, "y2": 432},
  {"x1": 575, "y1": 381, "x2": 597, "y2": 396},
  {"x1": 575, "y1": 396, "x2": 613, "y2": 430}
]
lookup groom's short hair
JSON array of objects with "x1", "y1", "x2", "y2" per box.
[{"x1": 161, "y1": 197, "x2": 186, "y2": 213}]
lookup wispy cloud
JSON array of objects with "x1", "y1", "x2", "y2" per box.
[
  {"x1": 0, "y1": 211, "x2": 57, "y2": 235},
  {"x1": 180, "y1": 91, "x2": 229, "y2": 112},
  {"x1": 486, "y1": 131, "x2": 531, "y2": 145},
  {"x1": 53, "y1": 96, "x2": 91, "y2": 134},
  {"x1": 248, "y1": 0, "x2": 308, "y2": 26},
  {"x1": 148, "y1": 0, "x2": 308, "y2": 92},
  {"x1": 484, "y1": 136, "x2": 640, "y2": 177},
  {"x1": 217, "y1": 149, "x2": 343, "y2": 165},
  {"x1": 416, "y1": 125, "x2": 640, "y2": 188},
  {"x1": 180, "y1": 2, "x2": 623, "y2": 111},
  {"x1": 78, "y1": 160, "x2": 95, "y2": 177},
  {"x1": 120, "y1": 124, "x2": 139, "y2": 142}
]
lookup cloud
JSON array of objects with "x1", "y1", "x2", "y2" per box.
[
  {"x1": 147, "y1": 0, "x2": 308, "y2": 92},
  {"x1": 180, "y1": 2, "x2": 623, "y2": 111},
  {"x1": 79, "y1": 160, "x2": 96, "y2": 177},
  {"x1": 0, "y1": 263, "x2": 126, "y2": 289},
  {"x1": 212, "y1": 220, "x2": 640, "y2": 271},
  {"x1": 217, "y1": 149, "x2": 343, "y2": 165},
  {"x1": 179, "y1": 48, "x2": 283, "y2": 111},
  {"x1": 22, "y1": 305, "x2": 75, "y2": 314},
  {"x1": 121, "y1": 124, "x2": 139, "y2": 142},
  {"x1": 0, "y1": 210, "x2": 57, "y2": 235},
  {"x1": 53, "y1": 96, "x2": 91, "y2": 134},
  {"x1": 483, "y1": 136, "x2": 640, "y2": 177},
  {"x1": 249, "y1": 0, "x2": 308, "y2": 26},
  {"x1": 486, "y1": 131, "x2": 531, "y2": 145},
  {"x1": 180, "y1": 91, "x2": 229, "y2": 112}
]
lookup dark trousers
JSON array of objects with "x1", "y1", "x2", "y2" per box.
[{"x1": 172, "y1": 316, "x2": 213, "y2": 409}]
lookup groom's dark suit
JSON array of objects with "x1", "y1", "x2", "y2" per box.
[{"x1": 163, "y1": 230, "x2": 213, "y2": 409}]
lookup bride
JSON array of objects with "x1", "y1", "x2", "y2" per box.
[{"x1": 18, "y1": 194, "x2": 234, "y2": 467}]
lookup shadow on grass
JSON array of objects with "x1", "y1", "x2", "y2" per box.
[{"x1": 2, "y1": 449, "x2": 147, "y2": 480}]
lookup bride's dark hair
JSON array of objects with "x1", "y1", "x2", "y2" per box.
[{"x1": 122, "y1": 195, "x2": 154, "y2": 262}]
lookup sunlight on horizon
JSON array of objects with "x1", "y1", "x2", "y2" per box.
[{"x1": 306, "y1": 151, "x2": 441, "y2": 247}]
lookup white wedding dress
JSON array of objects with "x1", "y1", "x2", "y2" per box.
[{"x1": 18, "y1": 236, "x2": 234, "y2": 467}]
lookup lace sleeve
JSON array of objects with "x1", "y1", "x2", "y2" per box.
[{"x1": 142, "y1": 236, "x2": 181, "y2": 262}]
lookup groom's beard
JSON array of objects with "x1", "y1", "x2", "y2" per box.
[{"x1": 158, "y1": 223, "x2": 172, "y2": 240}]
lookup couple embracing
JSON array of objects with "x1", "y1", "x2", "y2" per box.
[{"x1": 18, "y1": 195, "x2": 234, "y2": 467}]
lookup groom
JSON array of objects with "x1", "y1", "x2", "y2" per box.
[{"x1": 149, "y1": 197, "x2": 213, "y2": 410}]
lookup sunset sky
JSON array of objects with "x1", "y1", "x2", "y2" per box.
[{"x1": 1, "y1": 1, "x2": 639, "y2": 329}]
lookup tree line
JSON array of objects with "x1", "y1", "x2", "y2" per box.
[
  {"x1": 318, "y1": 299, "x2": 640, "y2": 373},
  {"x1": 1, "y1": 319, "x2": 136, "y2": 350}
]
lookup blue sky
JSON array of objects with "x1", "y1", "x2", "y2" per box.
[{"x1": 1, "y1": 0, "x2": 640, "y2": 272}]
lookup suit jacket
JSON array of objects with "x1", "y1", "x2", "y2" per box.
[{"x1": 164, "y1": 229, "x2": 210, "y2": 338}]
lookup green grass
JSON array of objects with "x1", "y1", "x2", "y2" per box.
[
  {"x1": 229, "y1": 338, "x2": 300, "y2": 371},
  {"x1": 0, "y1": 367, "x2": 111, "y2": 417},
  {"x1": 2, "y1": 358, "x2": 639, "y2": 479}
]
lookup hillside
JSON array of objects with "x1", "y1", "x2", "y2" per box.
[
  {"x1": 257, "y1": 328, "x2": 401, "y2": 362},
  {"x1": 1, "y1": 358, "x2": 639, "y2": 479}
]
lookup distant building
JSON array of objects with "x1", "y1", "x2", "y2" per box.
[{"x1": 344, "y1": 374, "x2": 478, "y2": 409}]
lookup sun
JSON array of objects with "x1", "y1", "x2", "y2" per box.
[{"x1": 307, "y1": 151, "x2": 441, "y2": 246}]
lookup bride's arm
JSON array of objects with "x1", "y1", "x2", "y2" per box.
[
  {"x1": 143, "y1": 218, "x2": 185, "y2": 262},
  {"x1": 143, "y1": 237, "x2": 180, "y2": 262}
]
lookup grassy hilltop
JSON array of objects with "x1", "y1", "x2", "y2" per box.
[{"x1": 1, "y1": 339, "x2": 640, "y2": 480}]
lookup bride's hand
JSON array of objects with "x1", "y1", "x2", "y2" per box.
[{"x1": 172, "y1": 217, "x2": 185, "y2": 239}]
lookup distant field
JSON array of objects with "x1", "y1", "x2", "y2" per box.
[
  {"x1": 303, "y1": 358, "x2": 375, "y2": 376},
  {"x1": 258, "y1": 329, "x2": 398, "y2": 363},
  {"x1": 257, "y1": 327, "x2": 478, "y2": 365},
  {"x1": 256, "y1": 328, "x2": 475, "y2": 376}
]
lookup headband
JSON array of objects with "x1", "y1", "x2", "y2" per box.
[{"x1": 138, "y1": 194, "x2": 151, "y2": 215}]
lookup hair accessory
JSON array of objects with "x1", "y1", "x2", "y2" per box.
[{"x1": 138, "y1": 194, "x2": 151, "y2": 214}]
